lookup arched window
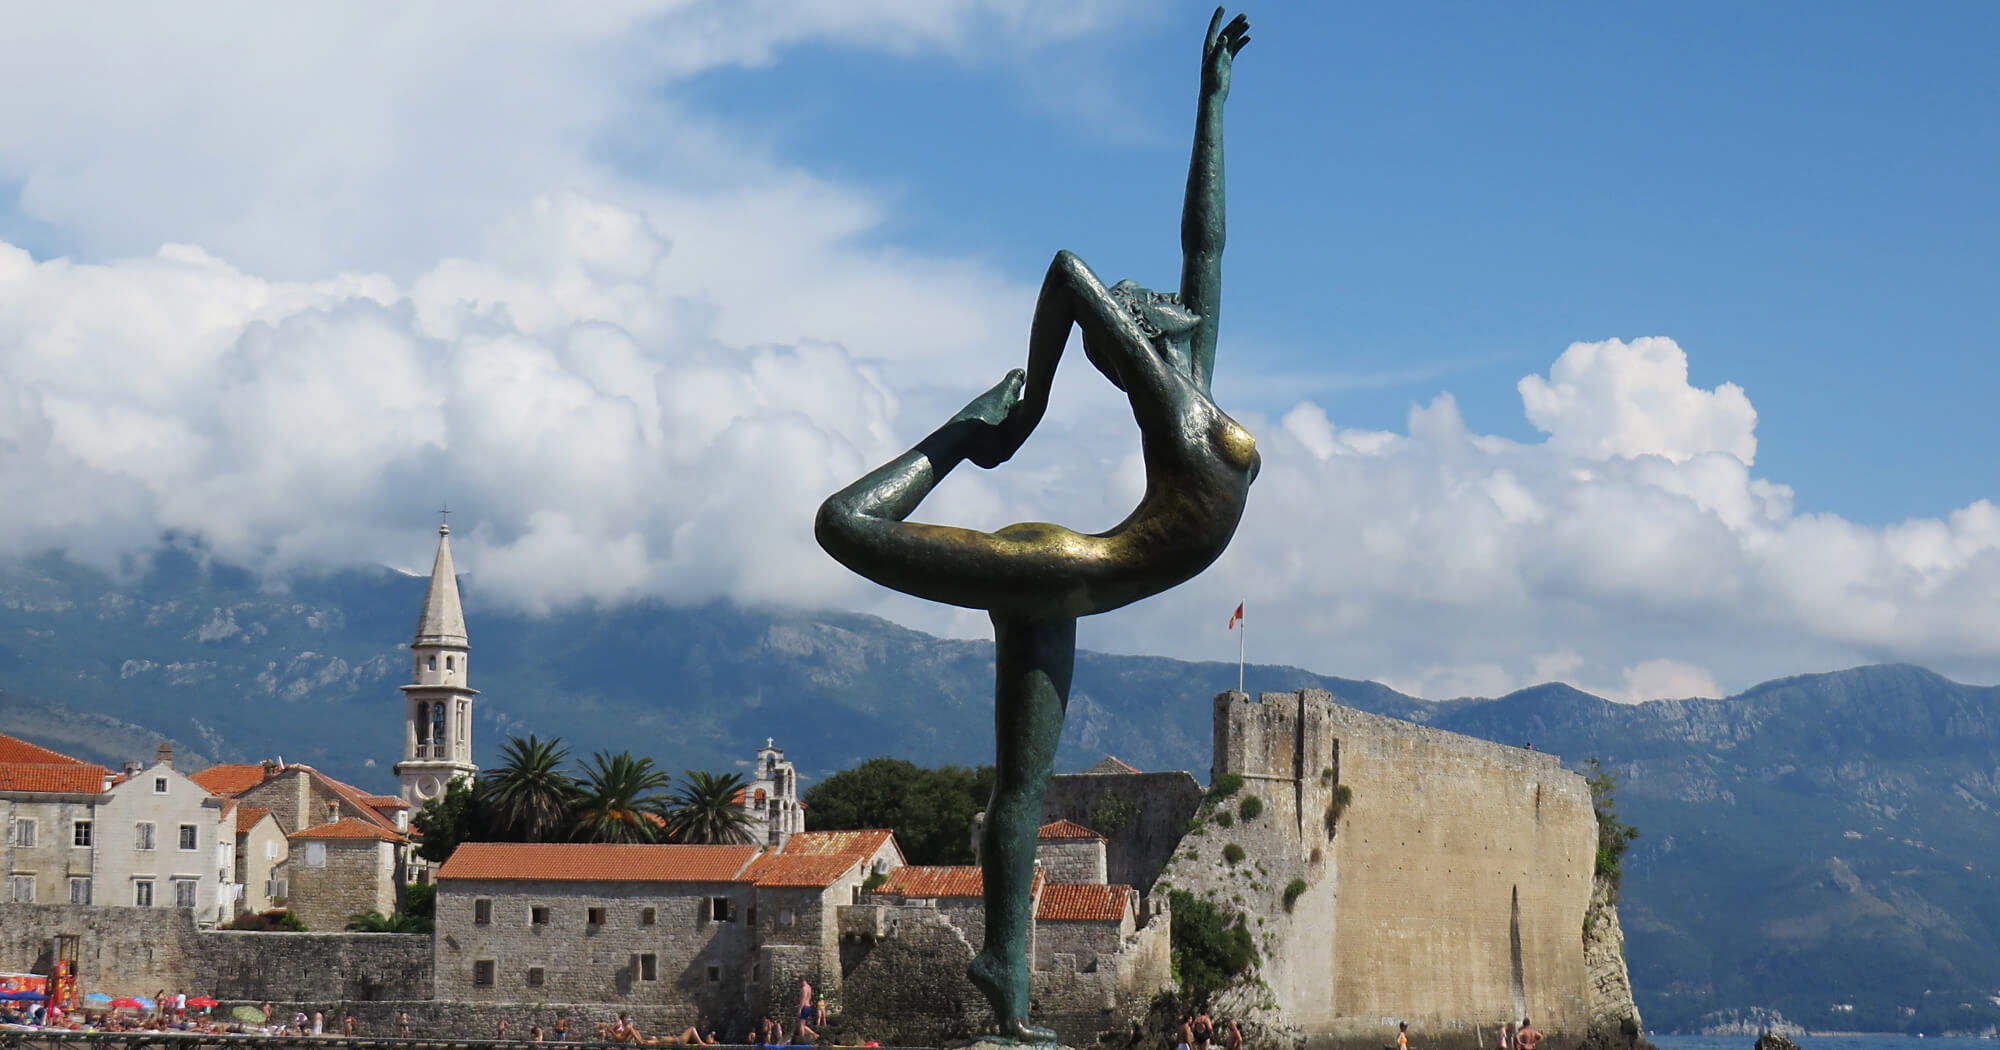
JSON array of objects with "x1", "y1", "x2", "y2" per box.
[
  {"x1": 432, "y1": 703, "x2": 448, "y2": 757},
  {"x1": 427, "y1": 654, "x2": 437, "y2": 672},
  {"x1": 416, "y1": 703, "x2": 431, "y2": 744},
  {"x1": 754, "y1": 789, "x2": 767, "y2": 810},
  {"x1": 446, "y1": 655, "x2": 455, "y2": 672}
]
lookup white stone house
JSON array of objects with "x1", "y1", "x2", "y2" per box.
[
  {"x1": 1, "y1": 737, "x2": 234, "y2": 926},
  {"x1": 92, "y1": 746, "x2": 235, "y2": 925}
]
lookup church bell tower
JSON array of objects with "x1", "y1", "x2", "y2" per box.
[{"x1": 395, "y1": 522, "x2": 479, "y2": 807}]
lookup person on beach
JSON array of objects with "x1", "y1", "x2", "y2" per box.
[
  {"x1": 498, "y1": 1019, "x2": 510, "y2": 1040},
  {"x1": 1397, "y1": 1021, "x2": 1410, "y2": 1050},
  {"x1": 313, "y1": 1010, "x2": 324, "y2": 1035},
  {"x1": 345, "y1": 1015, "x2": 357, "y2": 1037},
  {"x1": 1177, "y1": 1015, "x2": 1194, "y2": 1050},
  {"x1": 530, "y1": 1026, "x2": 545, "y2": 1042},
  {"x1": 1498, "y1": 1021, "x2": 1513, "y2": 1050},
  {"x1": 1516, "y1": 1020, "x2": 1541, "y2": 1050},
  {"x1": 1193, "y1": 1009, "x2": 1215, "y2": 1050},
  {"x1": 398, "y1": 1011, "x2": 412, "y2": 1037},
  {"x1": 1226, "y1": 1019, "x2": 1243, "y2": 1050},
  {"x1": 597, "y1": 1021, "x2": 613, "y2": 1041},
  {"x1": 554, "y1": 1015, "x2": 569, "y2": 1041}
]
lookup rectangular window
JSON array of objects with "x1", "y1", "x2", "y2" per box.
[
  {"x1": 73, "y1": 821, "x2": 93, "y2": 848},
  {"x1": 174, "y1": 879, "x2": 197, "y2": 908},
  {"x1": 780, "y1": 907, "x2": 796, "y2": 928},
  {"x1": 134, "y1": 880, "x2": 154, "y2": 906},
  {"x1": 526, "y1": 967, "x2": 545, "y2": 988},
  {"x1": 7, "y1": 819, "x2": 35, "y2": 848},
  {"x1": 303, "y1": 842, "x2": 326, "y2": 868},
  {"x1": 640, "y1": 907, "x2": 656, "y2": 926},
  {"x1": 747, "y1": 905, "x2": 757, "y2": 926},
  {"x1": 154, "y1": 777, "x2": 169, "y2": 794},
  {"x1": 639, "y1": 954, "x2": 658, "y2": 982},
  {"x1": 710, "y1": 897, "x2": 732, "y2": 922},
  {"x1": 136, "y1": 822, "x2": 156, "y2": 850},
  {"x1": 474, "y1": 899, "x2": 492, "y2": 925},
  {"x1": 751, "y1": 963, "x2": 760, "y2": 984},
  {"x1": 531, "y1": 906, "x2": 550, "y2": 926},
  {"x1": 705, "y1": 965, "x2": 720, "y2": 984},
  {"x1": 9, "y1": 875, "x2": 34, "y2": 903},
  {"x1": 69, "y1": 877, "x2": 91, "y2": 904},
  {"x1": 178, "y1": 824, "x2": 198, "y2": 851},
  {"x1": 587, "y1": 907, "x2": 607, "y2": 926},
  {"x1": 474, "y1": 960, "x2": 495, "y2": 987}
]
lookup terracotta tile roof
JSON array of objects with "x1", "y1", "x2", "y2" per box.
[
  {"x1": 310, "y1": 769, "x2": 408, "y2": 835},
  {"x1": 1036, "y1": 883, "x2": 1130, "y2": 922},
  {"x1": 1081, "y1": 755, "x2": 1142, "y2": 775},
  {"x1": 190, "y1": 763, "x2": 268, "y2": 796},
  {"x1": 236, "y1": 805, "x2": 273, "y2": 834},
  {"x1": 744, "y1": 853, "x2": 861, "y2": 888},
  {"x1": 779, "y1": 829, "x2": 896, "y2": 862},
  {"x1": 366, "y1": 795, "x2": 410, "y2": 809},
  {"x1": 436, "y1": 843, "x2": 764, "y2": 884},
  {"x1": 1038, "y1": 819, "x2": 1106, "y2": 841},
  {"x1": 0, "y1": 733, "x2": 90, "y2": 766},
  {"x1": 0, "y1": 763, "x2": 109, "y2": 794},
  {"x1": 289, "y1": 817, "x2": 406, "y2": 842},
  {"x1": 867, "y1": 865, "x2": 1043, "y2": 900}
]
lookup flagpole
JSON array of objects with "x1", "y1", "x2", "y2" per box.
[{"x1": 1237, "y1": 603, "x2": 1245, "y2": 695}]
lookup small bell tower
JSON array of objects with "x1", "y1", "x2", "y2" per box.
[{"x1": 395, "y1": 522, "x2": 479, "y2": 807}]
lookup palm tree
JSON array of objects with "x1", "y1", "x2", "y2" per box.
[
  {"x1": 480, "y1": 734, "x2": 581, "y2": 842},
  {"x1": 571, "y1": 751, "x2": 673, "y2": 844},
  {"x1": 667, "y1": 770, "x2": 756, "y2": 844}
]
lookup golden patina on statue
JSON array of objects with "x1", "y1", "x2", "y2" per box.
[{"x1": 815, "y1": 9, "x2": 1256, "y2": 1043}]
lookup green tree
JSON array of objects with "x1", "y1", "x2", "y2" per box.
[
  {"x1": 803, "y1": 757, "x2": 995, "y2": 865},
  {"x1": 1582, "y1": 759, "x2": 1639, "y2": 892},
  {"x1": 411, "y1": 775, "x2": 486, "y2": 865},
  {"x1": 481, "y1": 734, "x2": 581, "y2": 842},
  {"x1": 345, "y1": 909, "x2": 427, "y2": 933},
  {"x1": 572, "y1": 751, "x2": 673, "y2": 844},
  {"x1": 1168, "y1": 889, "x2": 1258, "y2": 1008},
  {"x1": 668, "y1": 770, "x2": 756, "y2": 844}
]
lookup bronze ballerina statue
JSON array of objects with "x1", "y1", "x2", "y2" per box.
[{"x1": 816, "y1": 9, "x2": 1255, "y2": 1042}]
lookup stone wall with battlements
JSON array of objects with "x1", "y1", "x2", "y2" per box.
[{"x1": 1164, "y1": 690, "x2": 1599, "y2": 1050}]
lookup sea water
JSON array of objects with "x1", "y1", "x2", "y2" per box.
[{"x1": 1655, "y1": 1036, "x2": 1994, "y2": 1050}]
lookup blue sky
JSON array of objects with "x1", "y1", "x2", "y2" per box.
[
  {"x1": 0, "y1": 1, "x2": 1995, "y2": 701},
  {"x1": 669, "y1": 1, "x2": 1999, "y2": 524}
]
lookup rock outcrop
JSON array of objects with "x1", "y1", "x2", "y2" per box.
[{"x1": 1581, "y1": 876, "x2": 1645, "y2": 1050}]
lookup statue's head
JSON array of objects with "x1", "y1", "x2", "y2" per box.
[{"x1": 1088, "y1": 280, "x2": 1200, "y2": 388}]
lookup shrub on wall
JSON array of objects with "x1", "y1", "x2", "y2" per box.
[
  {"x1": 1282, "y1": 878, "x2": 1308, "y2": 911},
  {"x1": 1209, "y1": 773, "x2": 1244, "y2": 800},
  {"x1": 1214, "y1": 810, "x2": 1234, "y2": 828},
  {"x1": 1238, "y1": 795, "x2": 1262, "y2": 821},
  {"x1": 1168, "y1": 889, "x2": 1258, "y2": 1008},
  {"x1": 1222, "y1": 843, "x2": 1246, "y2": 865}
]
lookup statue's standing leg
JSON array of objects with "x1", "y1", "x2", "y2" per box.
[{"x1": 969, "y1": 613, "x2": 1075, "y2": 1043}]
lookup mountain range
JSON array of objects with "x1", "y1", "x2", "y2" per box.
[{"x1": 1, "y1": 548, "x2": 1996, "y2": 1034}]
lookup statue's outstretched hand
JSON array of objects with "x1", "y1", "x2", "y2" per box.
[{"x1": 1202, "y1": 9, "x2": 1251, "y2": 99}]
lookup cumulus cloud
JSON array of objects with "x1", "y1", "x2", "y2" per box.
[{"x1": 2, "y1": 1, "x2": 1997, "y2": 706}]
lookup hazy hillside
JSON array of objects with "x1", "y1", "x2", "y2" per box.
[{"x1": 2, "y1": 551, "x2": 1996, "y2": 1033}]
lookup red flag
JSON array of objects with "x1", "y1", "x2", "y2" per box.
[{"x1": 1228, "y1": 603, "x2": 1243, "y2": 630}]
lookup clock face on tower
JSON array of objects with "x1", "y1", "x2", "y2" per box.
[{"x1": 416, "y1": 775, "x2": 442, "y2": 800}]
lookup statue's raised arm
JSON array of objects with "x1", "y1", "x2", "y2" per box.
[{"x1": 1181, "y1": 8, "x2": 1250, "y2": 396}]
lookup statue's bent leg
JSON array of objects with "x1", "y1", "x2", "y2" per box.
[{"x1": 971, "y1": 613, "x2": 1075, "y2": 1044}]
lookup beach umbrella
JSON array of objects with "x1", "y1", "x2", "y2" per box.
[
  {"x1": 135, "y1": 997, "x2": 158, "y2": 1010},
  {"x1": 110, "y1": 998, "x2": 145, "y2": 1010},
  {"x1": 187, "y1": 997, "x2": 219, "y2": 1008},
  {"x1": 231, "y1": 1006, "x2": 265, "y2": 1024}
]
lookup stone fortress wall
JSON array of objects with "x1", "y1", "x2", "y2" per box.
[
  {"x1": 1134, "y1": 691, "x2": 1602, "y2": 1050},
  {"x1": 0, "y1": 902, "x2": 432, "y2": 1002}
]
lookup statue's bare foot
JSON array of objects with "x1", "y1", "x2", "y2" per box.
[
  {"x1": 969, "y1": 950, "x2": 1057, "y2": 1044},
  {"x1": 951, "y1": 368, "x2": 1030, "y2": 469}
]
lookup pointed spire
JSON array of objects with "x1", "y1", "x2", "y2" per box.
[{"x1": 414, "y1": 523, "x2": 469, "y2": 649}]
